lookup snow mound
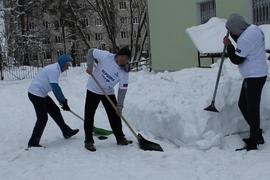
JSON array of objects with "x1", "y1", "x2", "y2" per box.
[
  {"x1": 186, "y1": 17, "x2": 228, "y2": 54},
  {"x1": 125, "y1": 61, "x2": 270, "y2": 150},
  {"x1": 260, "y1": 24, "x2": 270, "y2": 50}
]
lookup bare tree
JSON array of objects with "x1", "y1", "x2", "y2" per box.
[{"x1": 86, "y1": 0, "x2": 118, "y2": 52}]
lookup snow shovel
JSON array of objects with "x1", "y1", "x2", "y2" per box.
[
  {"x1": 204, "y1": 31, "x2": 230, "y2": 113},
  {"x1": 69, "y1": 110, "x2": 113, "y2": 136},
  {"x1": 89, "y1": 73, "x2": 164, "y2": 152}
]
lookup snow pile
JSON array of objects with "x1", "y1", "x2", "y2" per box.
[
  {"x1": 260, "y1": 24, "x2": 270, "y2": 50},
  {"x1": 186, "y1": 17, "x2": 270, "y2": 53},
  {"x1": 124, "y1": 61, "x2": 270, "y2": 150},
  {"x1": 186, "y1": 18, "x2": 229, "y2": 53}
]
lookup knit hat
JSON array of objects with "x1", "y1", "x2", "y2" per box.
[
  {"x1": 57, "y1": 55, "x2": 72, "y2": 72},
  {"x1": 226, "y1": 13, "x2": 250, "y2": 35},
  {"x1": 117, "y1": 47, "x2": 131, "y2": 60}
]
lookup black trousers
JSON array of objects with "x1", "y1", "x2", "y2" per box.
[
  {"x1": 238, "y1": 76, "x2": 267, "y2": 141},
  {"x1": 84, "y1": 90, "x2": 125, "y2": 143},
  {"x1": 28, "y1": 93, "x2": 71, "y2": 145}
]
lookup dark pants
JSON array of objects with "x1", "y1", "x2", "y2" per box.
[
  {"x1": 28, "y1": 93, "x2": 71, "y2": 145},
  {"x1": 238, "y1": 76, "x2": 267, "y2": 141},
  {"x1": 84, "y1": 90, "x2": 125, "y2": 143}
]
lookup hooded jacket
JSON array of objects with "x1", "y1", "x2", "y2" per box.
[{"x1": 225, "y1": 14, "x2": 250, "y2": 65}]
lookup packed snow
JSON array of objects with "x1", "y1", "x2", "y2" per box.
[{"x1": 1, "y1": 62, "x2": 270, "y2": 179}]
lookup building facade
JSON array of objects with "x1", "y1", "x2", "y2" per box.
[
  {"x1": 147, "y1": 0, "x2": 270, "y2": 71},
  {"x1": 3, "y1": 0, "x2": 149, "y2": 67}
]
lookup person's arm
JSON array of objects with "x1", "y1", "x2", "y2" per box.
[
  {"x1": 50, "y1": 83, "x2": 66, "y2": 103},
  {"x1": 50, "y1": 83, "x2": 70, "y2": 111},
  {"x1": 86, "y1": 48, "x2": 96, "y2": 74},
  {"x1": 226, "y1": 44, "x2": 246, "y2": 65},
  {"x1": 117, "y1": 72, "x2": 129, "y2": 113},
  {"x1": 117, "y1": 88, "x2": 127, "y2": 113}
]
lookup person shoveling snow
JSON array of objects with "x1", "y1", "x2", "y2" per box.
[
  {"x1": 84, "y1": 47, "x2": 132, "y2": 152},
  {"x1": 27, "y1": 55, "x2": 79, "y2": 148},
  {"x1": 223, "y1": 14, "x2": 268, "y2": 151}
]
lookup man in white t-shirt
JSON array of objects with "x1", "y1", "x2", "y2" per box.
[
  {"x1": 223, "y1": 14, "x2": 268, "y2": 151},
  {"x1": 84, "y1": 47, "x2": 132, "y2": 152},
  {"x1": 27, "y1": 55, "x2": 79, "y2": 148}
]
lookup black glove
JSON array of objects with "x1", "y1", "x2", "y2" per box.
[{"x1": 61, "y1": 99, "x2": 70, "y2": 111}]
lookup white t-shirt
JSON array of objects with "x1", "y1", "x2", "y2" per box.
[
  {"x1": 235, "y1": 25, "x2": 268, "y2": 78},
  {"x1": 28, "y1": 63, "x2": 61, "y2": 97},
  {"x1": 87, "y1": 49, "x2": 129, "y2": 95}
]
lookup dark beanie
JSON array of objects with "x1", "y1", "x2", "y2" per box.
[{"x1": 117, "y1": 47, "x2": 131, "y2": 60}]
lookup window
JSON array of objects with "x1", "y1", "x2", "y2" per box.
[
  {"x1": 133, "y1": 17, "x2": 139, "y2": 24},
  {"x1": 95, "y1": 17, "x2": 103, "y2": 26},
  {"x1": 119, "y1": 1, "x2": 127, "y2": 10},
  {"x1": 87, "y1": 34, "x2": 91, "y2": 41},
  {"x1": 54, "y1": 21, "x2": 60, "y2": 29},
  {"x1": 28, "y1": 22, "x2": 34, "y2": 30},
  {"x1": 120, "y1": 17, "x2": 128, "y2": 24},
  {"x1": 55, "y1": 36, "x2": 62, "y2": 43},
  {"x1": 199, "y1": 0, "x2": 216, "y2": 24},
  {"x1": 121, "y1": 31, "x2": 128, "y2": 39},
  {"x1": 43, "y1": 21, "x2": 49, "y2": 29},
  {"x1": 82, "y1": 18, "x2": 89, "y2": 27},
  {"x1": 253, "y1": 0, "x2": 270, "y2": 25},
  {"x1": 95, "y1": 33, "x2": 103, "y2": 41}
]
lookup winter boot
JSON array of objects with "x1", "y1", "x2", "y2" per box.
[
  {"x1": 243, "y1": 129, "x2": 264, "y2": 145},
  {"x1": 117, "y1": 137, "x2": 133, "y2": 145},
  {"x1": 85, "y1": 142, "x2": 96, "y2": 152},
  {"x1": 63, "y1": 129, "x2": 79, "y2": 139}
]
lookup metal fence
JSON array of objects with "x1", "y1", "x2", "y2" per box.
[
  {"x1": 253, "y1": 0, "x2": 270, "y2": 25},
  {"x1": 0, "y1": 64, "x2": 41, "y2": 81}
]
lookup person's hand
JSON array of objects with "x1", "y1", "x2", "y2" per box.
[
  {"x1": 223, "y1": 36, "x2": 232, "y2": 46},
  {"x1": 61, "y1": 99, "x2": 70, "y2": 111}
]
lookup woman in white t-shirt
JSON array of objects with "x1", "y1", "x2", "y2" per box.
[
  {"x1": 84, "y1": 47, "x2": 132, "y2": 152},
  {"x1": 223, "y1": 14, "x2": 268, "y2": 151}
]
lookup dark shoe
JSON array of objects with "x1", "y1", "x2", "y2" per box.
[
  {"x1": 242, "y1": 129, "x2": 265, "y2": 145},
  {"x1": 28, "y1": 143, "x2": 43, "y2": 148},
  {"x1": 236, "y1": 143, "x2": 258, "y2": 151},
  {"x1": 85, "y1": 142, "x2": 96, "y2": 152},
  {"x1": 243, "y1": 137, "x2": 265, "y2": 145},
  {"x1": 237, "y1": 139, "x2": 258, "y2": 151},
  {"x1": 117, "y1": 137, "x2": 133, "y2": 145},
  {"x1": 63, "y1": 129, "x2": 79, "y2": 139}
]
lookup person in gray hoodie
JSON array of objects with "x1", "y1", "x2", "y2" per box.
[{"x1": 223, "y1": 14, "x2": 268, "y2": 151}]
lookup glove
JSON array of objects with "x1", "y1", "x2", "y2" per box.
[
  {"x1": 61, "y1": 99, "x2": 70, "y2": 111},
  {"x1": 223, "y1": 36, "x2": 231, "y2": 46}
]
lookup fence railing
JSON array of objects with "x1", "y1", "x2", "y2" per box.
[{"x1": 0, "y1": 65, "x2": 41, "y2": 81}]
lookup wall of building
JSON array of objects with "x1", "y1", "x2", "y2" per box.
[{"x1": 147, "y1": 0, "x2": 250, "y2": 71}]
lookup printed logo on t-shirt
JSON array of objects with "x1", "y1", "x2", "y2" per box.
[{"x1": 101, "y1": 69, "x2": 115, "y2": 83}]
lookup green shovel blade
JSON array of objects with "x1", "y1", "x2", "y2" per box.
[{"x1": 93, "y1": 126, "x2": 113, "y2": 136}]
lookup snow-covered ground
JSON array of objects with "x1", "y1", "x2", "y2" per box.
[{"x1": 1, "y1": 62, "x2": 270, "y2": 180}]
